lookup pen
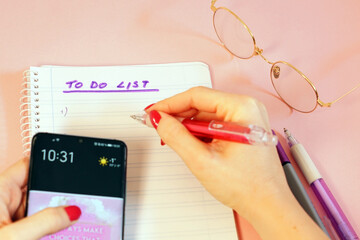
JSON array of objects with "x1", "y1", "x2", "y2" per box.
[
  {"x1": 273, "y1": 130, "x2": 329, "y2": 236},
  {"x1": 130, "y1": 113, "x2": 278, "y2": 146},
  {"x1": 284, "y1": 128, "x2": 358, "y2": 240}
]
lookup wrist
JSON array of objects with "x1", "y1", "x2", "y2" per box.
[
  {"x1": 235, "y1": 187, "x2": 328, "y2": 240},
  {"x1": 235, "y1": 185, "x2": 294, "y2": 224}
]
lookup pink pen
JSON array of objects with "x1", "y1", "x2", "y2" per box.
[{"x1": 130, "y1": 113, "x2": 277, "y2": 146}]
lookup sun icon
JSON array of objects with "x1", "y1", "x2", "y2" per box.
[{"x1": 99, "y1": 157, "x2": 108, "y2": 166}]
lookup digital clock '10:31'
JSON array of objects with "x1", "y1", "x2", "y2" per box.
[{"x1": 41, "y1": 149, "x2": 74, "y2": 163}]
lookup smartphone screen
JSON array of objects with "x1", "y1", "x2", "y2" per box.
[{"x1": 26, "y1": 133, "x2": 127, "y2": 240}]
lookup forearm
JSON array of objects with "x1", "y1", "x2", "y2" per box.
[{"x1": 238, "y1": 189, "x2": 329, "y2": 240}]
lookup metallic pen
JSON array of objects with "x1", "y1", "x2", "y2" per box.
[
  {"x1": 131, "y1": 113, "x2": 278, "y2": 146},
  {"x1": 273, "y1": 130, "x2": 329, "y2": 236},
  {"x1": 284, "y1": 128, "x2": 358, "y2": 240}
]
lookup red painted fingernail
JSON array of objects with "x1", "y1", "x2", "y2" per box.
[
  {"x1": 161, "y1": 139, "x2": 166, "y2": 146},
  {"x1": 149, "y1": 110, "x2": 161, "y2": 129},
  {"x1": 144, "y1": 103, "x2": 155, "y2": 110},
  {"x1": 65, "y1": 205, "x2": 82, "y2": 221}
]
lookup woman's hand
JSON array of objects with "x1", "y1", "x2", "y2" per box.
[
  {"x1": 0, "y1": 158, "x2": 81, "y2": 240},
  {"x1": 145, "y1": 87, "x2": 328, "y2": 240},
  {"x1": 145, "y1": 86, "x2": 286, "y2": 215}
]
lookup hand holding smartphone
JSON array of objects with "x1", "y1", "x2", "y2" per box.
[{"x1": 26, "y1": 133, "x2": 127, "y2": 240}]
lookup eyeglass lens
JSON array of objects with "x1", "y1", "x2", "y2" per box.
[
  {"x1": 213, "y1": 8, "x2": 255, "y2": 59},
  {"x1": 271, "y1": 63, "x2": 318, "y2": 112}
]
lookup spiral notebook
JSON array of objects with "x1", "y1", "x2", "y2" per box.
[{"x1": 20, "y1": 62, "x2": 238, "y2": 240}]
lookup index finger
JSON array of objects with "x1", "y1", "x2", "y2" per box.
[
  {"x1": 147, "y1": 87, "x2": 222, "y2": 114},
  {"x1": 147, "y1": 86, "x2": 269, "y2": 128}
]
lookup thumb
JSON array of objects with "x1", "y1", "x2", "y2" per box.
[{"x1": 0, "y1": 206, "x2": 81, "y2": 240}]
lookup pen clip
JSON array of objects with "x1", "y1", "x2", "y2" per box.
[{"x1": 208, "y1": 121, "x2": 278, "y2": 145}]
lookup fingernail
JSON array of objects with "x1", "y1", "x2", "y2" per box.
[
  {"x1": 161, "y1": 139, "x2": 166, "y2": 146},
  {"x1": 149, "y1": 110, "x2": 161, "y2": 129},
  {"x1": 65, "y1": 205, "x2": 82, "y2": 221},
  {"x1": 144, "y1": 103, "x2": 155, "y2": 110}
]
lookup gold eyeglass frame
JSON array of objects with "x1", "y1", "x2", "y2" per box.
[{"x1": 211, "y1": 0, "x2": 360, "y2": 113}]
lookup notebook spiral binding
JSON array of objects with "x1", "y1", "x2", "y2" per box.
[{"x1": 20, "y1": 70, "x2": 40, "y2": 156}]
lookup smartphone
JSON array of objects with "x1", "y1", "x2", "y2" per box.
[{"x1": 26, "y1": 132, "x2": 127, "y2": 240}]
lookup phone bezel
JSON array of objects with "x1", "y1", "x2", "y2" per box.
[{"x1": 25, "y1": 132, "x2": 127, "y2": 239}]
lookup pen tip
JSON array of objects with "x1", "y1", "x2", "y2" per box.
[
  {"x1": 130, "y1": 114, "x2": 146, "y2": 123},
  {"x1": 283, "y1": 128, "x2": 291, "y2": 138}
]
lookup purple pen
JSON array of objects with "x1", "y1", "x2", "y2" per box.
[
  {"x1": 284, "y1": 128, "x2": 358, "y2": 240},
  {"x1": 272, "y1": 130, "x2": 329, "y2": 236}
]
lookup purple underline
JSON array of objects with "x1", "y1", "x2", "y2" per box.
[{"x1": 63, "y1": 89, "x2": 159, "y2": 93}]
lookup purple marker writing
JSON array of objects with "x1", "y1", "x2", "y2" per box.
[{"x1": 63, "y1": 89, "x2": 159, "y2": 93}]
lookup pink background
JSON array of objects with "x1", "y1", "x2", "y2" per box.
[{"x1": 0, "y1": 0, "x2": 359, "y2": 239}]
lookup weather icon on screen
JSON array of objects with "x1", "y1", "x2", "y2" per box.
[{"x1": 98, "y1": 157, "x2": 108, "y2": 166}]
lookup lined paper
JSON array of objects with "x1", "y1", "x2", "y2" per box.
[{"x1": 29, "y1": 62, "x2": 237, "y2": 240}]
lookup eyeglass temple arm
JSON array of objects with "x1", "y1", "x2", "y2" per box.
[
  {"x1": 211, "y1": 0, "x2": 217, "y2": 12},
  {"x1": 318, "y1": 82, "x2": 360, "y2": 107}
]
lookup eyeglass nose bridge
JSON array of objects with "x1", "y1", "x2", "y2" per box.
[
  {"x1": 254, "y1": 47, "x2": 263, "y2": 55},
  {"x1": 254, "y1": 46, "x2": 274, "y2": 65},
  {"x1": 254, "y1": 47, "x2": 265, "y2": 60}
]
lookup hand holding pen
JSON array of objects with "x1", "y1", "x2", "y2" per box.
[
  {"x1": 134, "y1": 87, "x2": 329, "y2": 240},
  {"x1": 131, "y1": 114, "x2": 277, "y2": 146}
]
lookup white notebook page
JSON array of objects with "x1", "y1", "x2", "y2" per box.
[{"x1": 29, "y1": 62, "x2": 237, "y2": 240}]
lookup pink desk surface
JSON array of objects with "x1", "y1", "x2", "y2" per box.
[{"x1": 0, "y1": 0, "x2": 359, "y2": 238}]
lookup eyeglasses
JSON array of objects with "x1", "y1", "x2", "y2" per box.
[{"x1": 211, "y1": 0, "x2": 360, "y2": 113}]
